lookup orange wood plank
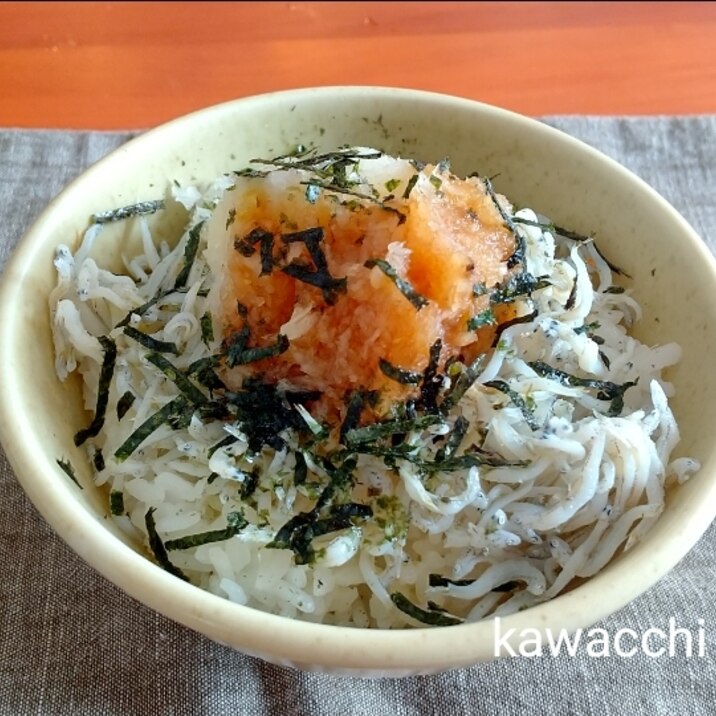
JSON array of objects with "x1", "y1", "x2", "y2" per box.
[{"x1": 0, "y1": 2, "x2": 715, "y2": 129}]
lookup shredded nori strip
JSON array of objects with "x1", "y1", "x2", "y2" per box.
[
  {"x1": 56, "y1": 458, "x2": 82, "y2": 489},
  {"x1": 91, "y1": 199, "x2": 165, "y2": 224},
  {"x1": 402, "y1": 173, "x2": 419, "y2": 199},
  {"x1": 114, "y1": 396, "x2": 190, "y2": 462},
  {"x1": 174, "y1": 221, "x2": 205, "y2": 289},
  {"x1": 93, "y1": 448, "x2": 105, "y2": 472},
  {"x1": 234, "y1": 227, "x2": 275, "y2": 275},
  {"x1": 490, "y1": 273, "x2": 550, "y2": 306},
  {"x1": 390, "y1": 592, "x2": 463, "y2": 626},
  {"x1": 279, "y1": 227, "x2": 349, "y2": 303},
  {"x1": 484, "y1": 380, "x2": 540, "y2": 430},
  {"x1": 110, "y1": 490, "x2": 125, "y2": 516},
  {"x1": 115, "y1": 287, "x2": 193, "y2": 328},
  {"x1": 144, "y1": 507, "x2": 189, "y2": 581},
  {"x1": 440, "y1": 354, "x2": 488, "y2": 415},
  {"x1": 300, "y1": 180, "x2": 406, "y2": 224},
  {"x1": 491, "y1": 580, "x2": 520, "y2": 592},
  {"x1": 186, "y1": 356, "x2": 226, "y2": 393},
  {"x1": 428, "y1": 574, "x2": 520, "y2": 592},
  {"x1": 344, "y1": 414, "x2": 444, "y2": 445},
  {"x1": 492, "y1": 308, "x2": 539, "y2": 346},
  {"x1": 599, "y1": 350, "x2": 611, "y2": 370},
  {"x1": 282, "y1": 262, "x2": 348, "y2": 304},
  {"x1": 240, "y1": 469, "x2": 260, "y2": 500},
  {"x1": 354, "y1": 443, "x2": 526, "y2": 471},
  {"x1": 146, "y1": 352, "x2": 208, "y2": 405},
  {"x1": 481, "y1": 177, "x2": 522, "y2": 269},
  {"x1": 123, "y1": 325, "x2": 179, "y2": 355},
  {"x1": 564, "y1": 278, "x2": 578, "y2": 311},
  {"x1": 200, "y1": 312, "x2": 214, "y2": 346},
  {"x1": 510, "y1": 216, "x2": 629, "y2": 277},
  {"x1": 164, "y1": 511, "x2": 248, "y2": 551},
  {"x1": 207, "y1": 434, "x2": 237, "y2": 459},
  {"x1": 233, "y1": 167, "x2": 269, "y2": 179},
  {"x1": 116, "y1": 390, "x2": 136, "y2": 420},
  {"x1": 428, "y1": 574, "x2": 476, "y2": 588},
  {"x1": 435, "y1": 415, "x2": 470, "y2": 462},
  {"x1": 340, "y1": 390, "x2": 369, "y2": 443},
  {"x1": 417, "y1": 339, "x2": 443, "y2": 413},
  {"x1": 528, "y1": 360, "x2": 637, "y2": 416},
  {"x1": 293, "y1": 451, "x2": 308, "y2": 486},
  {"x1": 364, "y1": 258, "x2": 428, "y2": 310},
  {"x1": 224, "y1": 378, "x2": 311, "y2": 453},
  {"x1": 74, "y1": 336, "x2": 117, "y2": 446},
  {"x1": 268, "y1": 501, "x2": 372, "y2": 565},
  {"x1": 378, "y1": 358, "x2": 422, "y2": 385},
  {"x1": 223, "y1": 330, "x2": 290, "y2": 367}
]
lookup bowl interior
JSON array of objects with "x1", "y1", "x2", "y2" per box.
[{"x1": 2, "y1": 87, "x2": 716, "y2": 674}]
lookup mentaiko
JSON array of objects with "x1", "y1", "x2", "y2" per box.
[{"x1": 493, "y1": 617, "x2": 707, "y2": 658}]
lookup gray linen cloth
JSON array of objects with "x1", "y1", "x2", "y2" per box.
[{"x1": 1, "y1": 117, "x2": 715, "y2": 715}]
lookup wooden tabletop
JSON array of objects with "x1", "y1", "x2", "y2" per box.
[{"x1": 1, "y1": 2, "x2": 715, "y2": 130}]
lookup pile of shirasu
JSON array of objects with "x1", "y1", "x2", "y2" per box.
[{"x1": 50, "y1": 158, "x2": 699, "y2": 628}]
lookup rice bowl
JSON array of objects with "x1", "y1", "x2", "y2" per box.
[{"x1": 1, "y1": 88, "x2": 715, "y2": 674}]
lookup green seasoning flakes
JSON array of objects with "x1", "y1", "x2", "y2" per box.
[
  {"x1": 364, "y1": 259, "x2": 428, "y2": 310},
  {"x1": 467, "y1": 309, "x2": 496, "y2": 331}
]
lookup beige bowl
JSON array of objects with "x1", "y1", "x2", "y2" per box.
[{"x1": 1, "y1": 87, "x2": 715, "y2": 676}]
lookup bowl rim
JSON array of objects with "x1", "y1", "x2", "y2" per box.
[{"x1": 2, "y1": 85, "x2": 716, "y2": 673}]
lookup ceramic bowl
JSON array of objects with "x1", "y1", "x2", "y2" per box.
[{"x1": 1, "y1": 87, "x2": 715, "y2": 676}]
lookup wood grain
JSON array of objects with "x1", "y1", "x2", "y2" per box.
[{"x1": 1, "y1": 2, "x2": 715, "y2": 129}]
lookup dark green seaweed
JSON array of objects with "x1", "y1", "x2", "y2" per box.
[
  {"x1": 164, "y1": 511, "x2": 248, "y2": 551},
  {"x1": 364, "y1": 258, "x2": 428, "y2": 310},
  {"x1": 123, "y1": 325, "x2": 179, "y2": 355},
  {"x1": 390, "y1": 592, "x2": 463, "y2": 626},
  {"x1": 114, "y1": 397, "x2": 190, "y2": 462},
  {"x1": 174, "y1": 221, "x2": 205, "y2": 289},
  {"x1": 528, "y1": 360, "x2": 637, "y2": 416},
  {"x1": 110, "y1": 490, "x2": 125, "y2": 516},
  {"x1": 74, "y1": 336, "x2": 117, "y2": 446},
  {"x1": 146, "y1": 352, "x2": 208, "y2": 406},
  {"x1": 91, "y1": 199, "x2": 165, "y2": 224},
  {"x1": 56, "y1": 458, "x2": 82, "y2": 489},
  {"x1": 484, "y1": 380, "x2": 540, "y2": 430},
  {"x1": 378, "y1": 358, "x2": 422, "y2": 385},
  {"x1": 144, "y1": 507, "x2": 189, "y2": 581},
  {"x1": 116, "y1": 390, "x2": 136, "y2": 420}
]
